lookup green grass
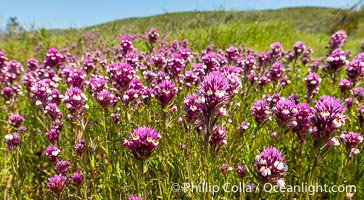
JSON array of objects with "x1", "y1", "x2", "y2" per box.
[{"x1": 1, "y1": 7, "x2": 364, "y2": 61}]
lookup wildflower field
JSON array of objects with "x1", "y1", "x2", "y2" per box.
[{"x1": 1, "y1": 8, "x2": 364, "y2": 200}]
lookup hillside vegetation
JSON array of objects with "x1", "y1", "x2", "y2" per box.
[
  {"x1": 1, "y1": 7, "x2": 364, "y2": 199},
  {"x1": 1, "y1": 7, "x2": 364, "y2": 61}
]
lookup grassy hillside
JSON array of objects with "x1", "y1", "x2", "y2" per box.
[
  {"x1": 85, "y1": 7, "x2": 338, "y2": 34},
  {"x1": 0, "y1": 7, "x2": 364, "y2": 62}
]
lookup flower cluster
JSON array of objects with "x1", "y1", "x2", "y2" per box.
[
  {"x1": 128, "y1": 196, "x2": 142, "y2": 200},
  {"x1": 293, "y1": 41, "x2": 306, "y2": 55},
  {"x1": 96, "y1": 90, "x2": 119, "y2": 109},
  {"x1": 120, "y1": 35, "x2": 134, "y2": 53},
  {"x1": 251, "y1": 99, "x2": 271, "y2": 125},
  {"x1": 254, "y1": 147, "x2": 287, "y2": 183},
  {"x1": 304, "y1": 72, "x2": 321, "y2": 92},
  {"x1": 346, "y1": 58, "x2": 363, "y2": 82},
  {"x1": 148, "y1": 28, "x2": 159, "y2": 43},
  {"x1": 183, "y1": 94, "x2": 202, "y2": 123},
  {"x1": 202, "y1": 53, "x2": 220, "y2": 73},
  {"x1": 268, "y1": 61, "x2": 285, "y2": 83},
  {"x1": 310, "y1": 96, "x2": 347, "y2": 148},
  {"x1": 197, "y1": 71, "x2": 228, "y2": 117},
  {"x1": 4, "y1": 132, "x2": 21, "y2": 152},
  {"x1": 124, "y1": 126, "x2": 161, "y2": 160},
  {"x1": 46, "y1": 146, "x2": 61, "y2": 163},
  {"x1": 9, "y1": 114, "x2": 25, "y2": 128},
  {"x1": 290, "y1": 103, "x2": 313, "y2": 143},
  {"x1": 46, "y1": 129, "x2": 61, "y2": 144},
  {"x1": 339, "y1": 79, "x2": 353, "y2": 94},
  {"x1": 109, "y1": 62, "x2": 136, "y2": 91},
  {"x1": 327, "y1": 30, "x2": 347, "y2": 52},
  {"x1": 166, "y1": 54, "x2": 185, "y2": 78},
  {"x1": 209, "y1": 126, "x2": 228, "y2": 149},
  {"x1": 47, "y1": 174, "x2": 67, "y2": 195},
  {"x1": 63, "y1": 87, "x2": 88, "y2": 116},
  {"x1": 155, "y1": 80, "x2": 177, "y2": 108},
  {"x1": 44, "y1": 48, "x2": 64, "y2": 68},
  {"x1": 236, "y1": 165, "x2": 247, "y2": 178},
  {"x1": 353, "y1": 87, "x2": 364, "y2": 102},
  {"x1": 274, "y1": 98, "x2": 297, "y2": 127},
  {"x1": 326, "y1": 49, "x2": 349, "y2": 74},
  {"x1": 70, "y1": 172, "x2": 84, "y2": 186},
  {"x1": 340, "y1": 131, "x2": 363, "y2": 157},
  {"x1": 56, "y1": 160, "x2": 70, "y2": 174}
]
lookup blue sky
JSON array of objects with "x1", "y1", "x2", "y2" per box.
[{"x1": 0, "y1": 0, "x2": 358, "y2": 30}]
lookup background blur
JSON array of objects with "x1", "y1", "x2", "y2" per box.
[{"x1": 0, "y1": 0, "x2": 361, "y2": 30}]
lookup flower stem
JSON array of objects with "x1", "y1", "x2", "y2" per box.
[
  {"x1": 141, "y1": 159, "x2": 147, "y2": 199},
  {"x1": 298, "y1": 142, "x2": 304, "y2": 200},
  {"x1": 308, "y1": 151, "x2": 320, "y2": 188}
]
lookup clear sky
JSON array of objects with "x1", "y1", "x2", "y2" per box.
[{"x1": 0, "y1": 0, "x2": 358, "y2": 30}]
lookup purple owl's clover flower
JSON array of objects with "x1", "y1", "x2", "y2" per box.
[
  {"x1": 46, "y1": 129, "x2": 61, "y2": 144},
  {"x1": 47, "y1": 174, "x2": 67, "y2": 195},
  {"x1": 198, "y1": 71, "x2": 229, "y2": 119},
  {"x1": 341, "y1": 131, "x2": 363, "y2": 158},
  {"x1": 226, "y1": 45, "x2": 239, "y2": 62},
  {"x1": 44, "y1": 103, "x2": 63, "y2": 120},
  {"x1": 290, "y1": 103, "x2": 313, "y2": 144},
  {"x1": 124, "y1": 126, "x2": 161, "y2": 160},
  {"x1": 310, "y1": 96, "x2": 347, "y2": 150},
  {"x1": 166, "y1": 54, "x2": 185, "y2": 78},
  {"x1": 76, "y1": 139, "x2": 86, "y2": 156},
  {"x1": 56, "y1": 160, "x2": 70, "y2": 174},
  {"x1": 120, "y1": 35, "x2": 133, "y2": 53},
  {"x1": 236, "y1": 165, "x2": 247, "y2": 178},
  {"x1": 183, "y1": 93, "x2": 202, "y2": 124},
  {"x1": 325, "y1": 49, "x2": 349, "y2": 85},
  {"x1": 251, "y1": 99, "x2": 271, "y2": 127},
  {"x1": 96, "y1": 90, "x2": 119, "y2": 110},
  {"x1": 87, "y1": 75, "x2": 108, "y2": 94},
  {"x1": 148, "y1": 28, "x2": 159, "y2": 43},
  {"x1": 9, "y1": 114, "x2": 25, "y2": 128},
  {"x1": 354, "y1": 87, "x2": 364, "y2": 102},
  {"x1": 274, "y1": 98, "x2": 297, "y2": 129},
  {"x1": 221, "y1": 163, "x2": 233, "y2": 174},
  {"x1": 196, "y1": 72, "x2": 229, "y2": 158},
  {"x1": 109, "y1": 62, "x2": 135, "y2": 92},
  {"x1": 46, "y1": 146, "x2": 61, "y2": 163},
  {"x1": 339, "y1": 79, "x2": 353, "y2": 96},
  {"x1": 202, "y1": 53, "x2": 220, "y2": 73},
  {"x1": 293, "y1": 41, "x2": 306, "y2": 56},
  {"x1": 63, "y1": 87, "x2": 88, "y2": 117},
  {"x1": 4, "y1": 132, "x2": 21, "y2": 152},
  {"x1": 346, "y1": 58, "x2": 363, "y2": 83},
  {"x1": 44, "y1": 48, "x2": 63, "y2": 68},
  {"x1": 209, "y1": 126, "x2": 228, "y2": 156},
  {"x1": 240, "y1": 121, "x2": 250, "y2": 133},
  {"x1": 70, "y1": 172, "x2": 84, "y2": 186},
  {"x1": 267, "y1": 61, "x2": 285, "y2": 83},
  {"x1": 268, "y1": 42, "x2": 284, "y2": 61},
  {"x1": 0, "y1": 51, "x2": 8, "y2": 67},
  {"x1": 254, "y1": 147, "x2": 287, "y2": 184},
  {"x1": 304, "y1": 72, "x2": 322, "y2": 101},
  {"x1": 327, "y1": 30, "x2": 347, "y2": 53},
  {"x1": 155, "y1": 80, "x2": 177, "y2": 109}
]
